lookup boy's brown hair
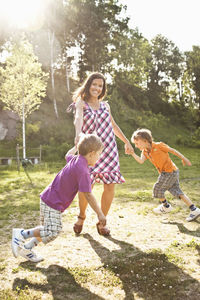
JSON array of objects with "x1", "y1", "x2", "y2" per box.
[
  {"x1": 78, "y1": 134, "x2": 103, "y2": 156},
  {"x1": 131, "y1": 128, "x2": 153, "y2": 145}
]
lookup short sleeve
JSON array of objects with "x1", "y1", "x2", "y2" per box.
[
  {"x1": 78, "y1": 171, "x2": 92, "y2": 193},
  {"x1": 65, "y1": 154, "x2": 74, "y2": 163},
  {"x1": 157, "y1": 142, "x2": 170, "y2": 152}
]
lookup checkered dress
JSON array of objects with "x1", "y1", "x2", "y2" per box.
[{"x1": 82, "y1": 101, "x2": 125, "y2": 184}]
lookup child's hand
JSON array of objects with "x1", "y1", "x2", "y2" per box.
[
  {"x1": 98, "y1": 213, "x2": 106, "y2": 227},
  {"x1": 182, "y1": 158, "x2": 192, "y2": 166},
  {"x1": 125, "y1": 142, "x2": 134, "y2": 155}
]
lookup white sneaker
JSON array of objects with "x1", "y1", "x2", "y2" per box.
[
  {"x1": 18, "y1": 245, "x2": 44, "y2": 263},
  {"x1": 153, "y1": 204, "x2": 172, "y2": 214},
  {"x1": 186, "y1": 207, "x2": 200, "y2": 222},
  {"x1": 11, "y1": 228, "x2": 25, "y2": 258}
]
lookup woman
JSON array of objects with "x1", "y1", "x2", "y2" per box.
[{"x1": 70, "y1": 72, "x2": 133, "y2": 235}]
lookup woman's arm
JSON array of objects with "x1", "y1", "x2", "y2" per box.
[
  {"x1": 74, "y1": 99, "x2": 84, "y2": 146},
  {"x1": 105, "y1": 102, "x2": 133, "y2": 153}
]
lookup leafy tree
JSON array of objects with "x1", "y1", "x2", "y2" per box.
[
  {"x1": 185, "y1": 46, "x2": 200, "y2": 125},
  {"x1": 66, "y1": 0, "x2": 129, "y2": 81},
  {"x1": 0, "y1": 37, "x2": 48, "y2": 158},
  {"x1": 147, "y1": 35, "x2": 184, "y2": 113}
]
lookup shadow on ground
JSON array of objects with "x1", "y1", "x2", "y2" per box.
[
  {"x1": 82, "y1": 234, "x2": 200, "y2": 300},
  {"x1": 13, "y1": 263, "x2": 104, "y2": 300}
]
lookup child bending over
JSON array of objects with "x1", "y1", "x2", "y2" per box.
[
  {"x1": 130, "y1": 128, "x2": 200, "y2": 222},
  {"x1": 11, "y1": 134, "x2": 106, "y2": 262}
]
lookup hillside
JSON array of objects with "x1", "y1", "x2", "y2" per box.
[{"x1": 0, "y1": 75, "x2": 197, "y2": 161}]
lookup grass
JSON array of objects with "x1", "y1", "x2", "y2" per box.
[{"x1": 0, "y1": 147, "x2": 200, "y2": 299}]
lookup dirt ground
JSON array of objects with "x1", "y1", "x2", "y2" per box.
[{"x1": 1, "y1": 198, "x2": 200, "y2": 299}]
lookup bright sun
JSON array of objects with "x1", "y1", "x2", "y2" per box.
[{"x1": 0, "y1": 0, "x2": 45, "y2": 29}]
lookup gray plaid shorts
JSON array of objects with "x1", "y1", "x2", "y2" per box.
[
  {"x1": 40, "y1": 199, "x2": 63, "y2": 244},
  {"x1": 153, "y1": 170, "x2": 184, "y2": 199}
]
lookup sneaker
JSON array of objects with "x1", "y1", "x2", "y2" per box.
[
  {"x1": 18, "y1": 245, "x2": 44, "y2": 263},
  {"x1": 153, "y1": 204, "x2": 172, "y2": 214},
  {"x1": 11, "y1": 228, "x2": 25, "y2": 258},
  {"x1": 186, "y1": 207, "x2": 200, "y2": 222}
]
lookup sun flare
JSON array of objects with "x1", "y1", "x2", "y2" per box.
[{"x1": 0, "y1": 0, "x2": 45, "y2": 29}]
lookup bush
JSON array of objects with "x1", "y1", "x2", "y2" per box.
[{"x1": 42, "y1": 142, "x2": 73, "y2": 161}]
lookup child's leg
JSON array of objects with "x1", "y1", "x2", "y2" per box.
[
  {"x1": 39, "y1": 200, "x2": 62, "y2": 245},
  {"x1": 167, "y1": 171, "x2": 200, "y2": 221},
  {"x1": 153, "y1": 173, "x2": 172, "y2": 213},
  {"x1": 23, "y1": 226, "x2": 42, "y2": 250},
  {"x1": 179, "y1": 194, "x2": 193, "y2": 207}
]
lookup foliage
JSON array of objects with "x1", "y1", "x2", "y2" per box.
[
  {"x1": 0, "y1": 0, "x2": 200, "y2": 149},
  {"x1": 0, "y1": 37, "x2": 48, "y2": 119},
  {"x1": 185, "y1": 45, "x2": 200, "y2": 125}
]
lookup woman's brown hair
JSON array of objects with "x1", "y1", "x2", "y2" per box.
[{"x1": 72, "y1": 72, "x2": 107, "y2": 103}]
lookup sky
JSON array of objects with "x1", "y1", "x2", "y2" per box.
[{"x1": 120, "y1": 0, "x2": 200, "y2": 52}]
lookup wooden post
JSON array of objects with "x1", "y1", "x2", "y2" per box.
[
  {"x1": 16, "y1": 144, "x2": 20, "y2": 172},
  {"x1": 39, "y1": 145, "x2": 42, "y2": 163}
]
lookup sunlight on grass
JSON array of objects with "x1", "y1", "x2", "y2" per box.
[{"x1": 0, "y1": 147, "x2": 200, "y2": 299}]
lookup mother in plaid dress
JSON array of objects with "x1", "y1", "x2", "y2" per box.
[{"x1": 71, "y1": 72, "x2": 133, "y2": 235}]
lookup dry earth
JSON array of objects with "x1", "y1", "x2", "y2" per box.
[{"x1": 0, "y1": 197, "x2": 200, "y2": 299}]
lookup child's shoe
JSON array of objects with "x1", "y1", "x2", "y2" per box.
[
  {"x1": 18, "y1": 245, "x2": 44, "y2": 263},
  {"x1": 186, "y1": 207, "x2": 200, "y2": 222},
  {"x1": 11, "y1": 228, "x2": 25, "y2": 258},
  {"x1": 153, "y1": 203, "x2": 172, "y2": 214}
]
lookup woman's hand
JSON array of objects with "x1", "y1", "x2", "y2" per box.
[{"x1": 124, "y1": 141, "x2": 134, "y2": 155}]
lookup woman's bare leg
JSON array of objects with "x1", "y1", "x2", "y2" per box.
[
  {"x1": 98, "y1": 183, "x2": 115, "y2": 231},
  {"x1": 101, "y1": 183, "x2": 115, "y2": 216}
]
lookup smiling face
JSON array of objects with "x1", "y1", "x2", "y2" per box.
[
  {"x1": 133, "y1": 138, "x2": 150, "y2": 151},
  {"x1": 89, "y1": 78, "x2": 104, "y2": 100}
]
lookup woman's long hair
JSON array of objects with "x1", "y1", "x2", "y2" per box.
[{"x1": 72, "y1": 72, "x2": 107, "y2": 102}]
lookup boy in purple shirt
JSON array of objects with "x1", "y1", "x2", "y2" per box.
[{"x1": 11, "y1": 134, "x2": 106, "y2": 262}]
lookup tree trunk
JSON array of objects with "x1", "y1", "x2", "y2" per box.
[
  {"x1": 22, "y1": 94, "x2": 26, "y2": 159},
  {"x1": 66, "y1": 57, "x2": 70, "y2": 93},
  {"x1": 48, "y1": 30, "x2": 59, "y2": 118}
]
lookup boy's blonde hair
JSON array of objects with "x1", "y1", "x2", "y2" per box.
[
  {"x1": 78, "y1": 134, "x2": 103, "y2": 156},
  {"x1": 131, "y1": 128, "x2": 153, "y2": 144}
]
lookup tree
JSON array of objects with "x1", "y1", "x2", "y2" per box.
[
  {"x1": 147, "y1": 35, "x2": 183, "y2": 113},
  {"x1": 185, "y1": 46, "x2": 200, "y2": 125},
  {"x1": 66, "y1": 0, "x2": 129, "y2": 81},
  {"x1": 0, "y1": 37, "x2": 48, "y2": 158}
]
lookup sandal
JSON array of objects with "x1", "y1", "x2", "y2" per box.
[
  {"x1": 73, "y1": 215, "x2": 86, "y2": 234},
  {"x1": 96, "y1": 222, "x2": 110, "y2": 236}
]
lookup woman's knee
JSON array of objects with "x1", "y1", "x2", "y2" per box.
[{"x1": 103, "y1": 183, "x2": 115, "y2": 193}]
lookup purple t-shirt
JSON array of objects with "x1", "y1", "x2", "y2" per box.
[{"x1": 40, "y1": 154, "x2": 91, "y2": 212}]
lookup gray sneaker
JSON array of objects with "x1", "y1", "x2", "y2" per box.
[
  {"x1": 18, "y1": 245, "x2": 44, "y2": 263},
  {"x1": 11, "y1": 228, "x2": 25, "y2": 258},
  {"x1": 153, "y1": 203, "x2": 172, "y2": 214},
  {"x1": 186, "y1": 207, "x2": 200, "y2": 222}
]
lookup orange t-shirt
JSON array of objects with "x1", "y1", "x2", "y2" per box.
[{"x1": 143, "y1": 142, "x2": 177, "y2": 173}]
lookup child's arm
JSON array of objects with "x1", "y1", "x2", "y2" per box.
[
  {"x1": 168, "y1": 147, "x2": 192, "y2": 166},
  {"x1": 131, "y1": 149, "x2": 146, "y2": 164},
  {"x1": 65, "y1": 146, "x2": 77, "y2": 159},
  {"x1": 80, "y1": 192, "x2": 106, "y2": 226}
]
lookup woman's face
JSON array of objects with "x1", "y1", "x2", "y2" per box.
[{"x1": 89, "y1": 78, "x2": 104, "y2": 99}]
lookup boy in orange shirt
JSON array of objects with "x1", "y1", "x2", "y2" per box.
[{"x1": 130, "y1": 128, "x2": 200, "y2": 222}]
